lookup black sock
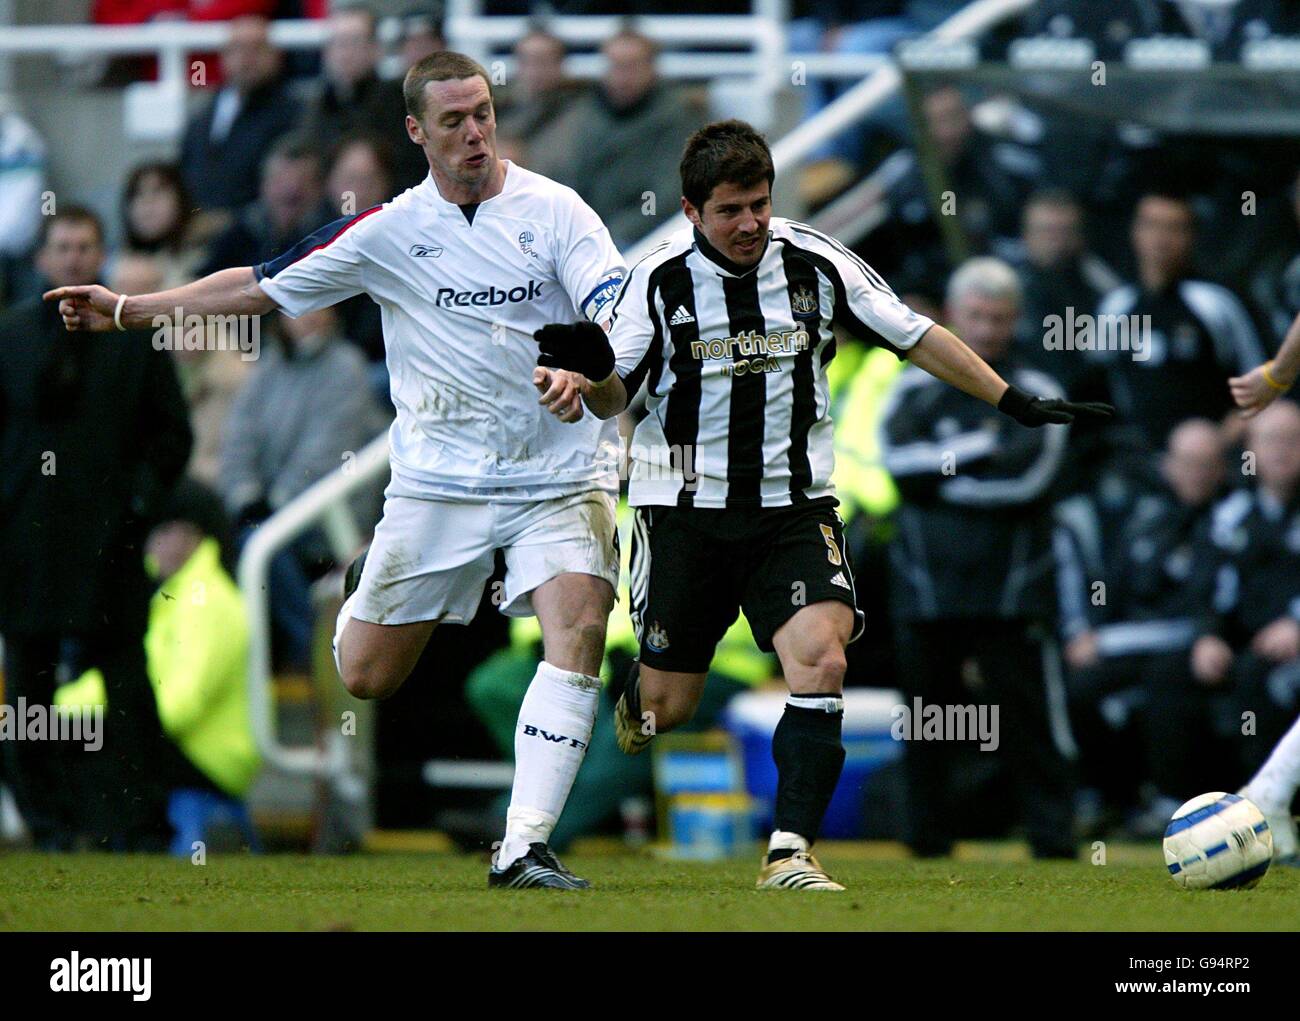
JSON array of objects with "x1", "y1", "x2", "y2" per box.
[{"x1": 771, "y1": 696, "x2": 845, "y2": 857}]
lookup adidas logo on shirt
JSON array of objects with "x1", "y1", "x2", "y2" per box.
[
  {"x1": 669, "y1": 305, "x2": 695, "y2": 326},
  {"x1": 830, "y1": 571, "x2": 851, "y2": 590}
]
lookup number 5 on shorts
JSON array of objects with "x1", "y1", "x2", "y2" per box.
[{"x1": 819, "y1": 523, "x2": 842, "y2": 566}]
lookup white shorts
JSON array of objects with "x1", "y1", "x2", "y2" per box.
[{"x1": 350, "y1": 489, "x2": 619, "y2": 626}]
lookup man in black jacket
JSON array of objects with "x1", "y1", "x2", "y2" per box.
[
  {"x1": 1057, "y1": 418, "x2": 1229, "y2": 832},
  {"x1": 880, "y1": 257, "x2": 1078, "y2": 858},
  {"x1": 179, "y1": 16, "x2": 298, "y2": 214},
  {"x1": 1190, "y1": 400, "x2": 1300, "y2": 777},
  {"x1": 0, "y1": 208, "x2": 193, "y2": 850}
]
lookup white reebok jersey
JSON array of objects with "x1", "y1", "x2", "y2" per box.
[{"x1": 255, "y1": 160, "x2": 626, "y2": 500}]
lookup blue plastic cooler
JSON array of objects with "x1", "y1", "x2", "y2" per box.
[{"x1": 723, "y1": 689, "x2": 904, "y2": 838}]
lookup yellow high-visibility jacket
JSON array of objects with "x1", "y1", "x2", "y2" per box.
[{"x1": 56, "y1": 538, "x2": 261, "y2": 798}]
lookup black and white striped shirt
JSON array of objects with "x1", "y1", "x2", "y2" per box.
[{"x1": 609, "y1": 217, "x2": 934, "y2": 508}]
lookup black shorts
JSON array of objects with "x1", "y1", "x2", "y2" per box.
[{"x1": 629, "y1": 498, "x2": 866, "y2": 673}]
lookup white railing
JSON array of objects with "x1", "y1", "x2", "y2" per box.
[
  {"x1": 0, "y1": 19, "x2": 330, "y2": 92},
  {"x1": 236, "y1": 430, "x2": 389, "y2": 780},
  {"x1": 0, "y1": 12, "x2": 887, "y2": 96},
  {"x1": 624, "y1": 0, "x2": 1035, "y2": 266}
]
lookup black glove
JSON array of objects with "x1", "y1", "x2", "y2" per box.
[
  {"x1": 534, "y1": 321, "x2": 615, "y2": 382},
  {"x1": 997, "y1": 383, "x2": 1115, "y2": 427}
]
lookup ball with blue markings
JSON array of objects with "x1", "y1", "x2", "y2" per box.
[{"x1": 1163, "y1": 792, "x2": 1272, "y2": 890}]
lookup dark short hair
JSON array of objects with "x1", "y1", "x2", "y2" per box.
[
  {"x1": 39, "y1": 204, "x2": 105, "y2": 248},
  {"x1": 262, "y1": 132, "x2": 325, "y2": 180},
  {"x1": 333, "y1": 3, "x2": 377, "y2": 38},
  {"x1": 1024, "y1": 187, "x2": 1080, "y2": 214},
  {"x1": 1137, "y1": 186, "x2": 1194, "y2": 219},
  {"x1": 518, "y1": 22, "x2": 565, "y2": 58},
  {"x1": 121, "y1": 161, "x2": 193, "y2": 250},
  {"x1": 603, "y1": 26, "x2": 658, "y2": 60},
  {"x1": 680, "y1": 119, "x2": 774, "y2": 212},
  {"x1": 403, "y1": 50, "x2": 493, "y2": 120},
  {"x1": 330, "y1": 132, "x2": 397, "y2": 192}
]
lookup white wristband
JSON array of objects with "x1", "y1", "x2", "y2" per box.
[{"x1": 113, "y1": 293, "x2": 128, "y2": 332}]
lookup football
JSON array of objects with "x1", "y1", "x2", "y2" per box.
[{"x1": 1163, "y1": 792, "x2": 1273, "y2": 890}]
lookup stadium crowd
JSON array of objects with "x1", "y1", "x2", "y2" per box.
[{"x1": 1, "y1": 0, "x2": 1298, "y2": 854}]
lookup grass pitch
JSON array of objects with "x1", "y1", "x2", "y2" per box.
[{"x1": 2, "y1": 842, "x2": 1296, "y2": 931}]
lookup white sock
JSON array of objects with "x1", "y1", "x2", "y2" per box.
[
  {"x1": 495, "y1": 661, "x2": 601, "y2": 868},
  {"x1": 332, "y1": 592, "x2": 356, "y2": 676},
  {"x1": 768, "y1": 830, "x2": 810, "y2": 855},
  {"x1": 1244, "y1": 715, "x2": 1300, "y2": 812}
]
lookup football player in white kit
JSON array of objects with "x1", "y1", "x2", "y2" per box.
[{"x1": 47, "y1": 52, "x2": 627, "y2": 889}]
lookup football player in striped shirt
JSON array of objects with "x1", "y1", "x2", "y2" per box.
[{"x1": 533, "y1": 120, "x2": 1111, "y2": 890}]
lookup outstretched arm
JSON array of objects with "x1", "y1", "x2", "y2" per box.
[
  {"x1": 906, "y1": 323, "x2": 1114, "y2": 427},
  {"x1": 44, "y1": 267, "x2": 276, "y2": 332},
  {"x1": 1229, "y1": 312, "x2": 1300, "y2": 417},
  {"x1": 905, "y1": 323, "x2": 1008, "y2": 405}
]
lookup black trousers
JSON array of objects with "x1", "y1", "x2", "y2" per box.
[
  {"x1": 1140, "y1": 646, "x2": 1295, "y2": 798},
  {"x1": 893, "y1": 617, "x2": 1077, "y2": 857},
  {"x1": 1, "y1": 630, "x2": 199, "y2": 850}
]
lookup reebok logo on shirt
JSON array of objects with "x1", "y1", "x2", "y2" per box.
[{"x1": 434, "y1": 280, "x2": 544, "y2": 308}]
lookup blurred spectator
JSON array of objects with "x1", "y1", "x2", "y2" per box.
[
  {"x1": 1159, "y1": 0, "x2": 1298, "y2": 59},
  {"x1": 1012, "y1": 189, "x2": 1119, "y2": 399},
  {"x1": 1023, "y1": 0, "x2": 1163, "y2": 58},
  {"x1": 1246, "y1": 167, "x2": 1300, "y2": 346},
  {"x1": 118, "y1": 162, "x2": 211, "y2": 288},
  {"x1": 219, "y1": 306, "x2": 387, "y2": 670},
  {"x1": 546, "y1": 29, "x2": 706, "y2": 250},
  {"x1": 1060, "y1": 419, "x2": 1229, "y2": 830},
  {"x1": 91, "y1": 0, "x2": 279, "y2": 86},
  {"x1": 0, "y1": 207, "x2": 193, "y2": 850},
  {"x1": 109, "y1": 253, "x2": 252, "y2": 487},
  {"x1": 0, "y1": 102, "x2": 47, "y2": 307},
  {"x1": 1026, "y1": 0, "x2": 1299, "y2": 60},
  {"x1": 494, "y1": 27, "x2": 586, "y2": 175},
  {"x1": 1190, "y1": 399, "x2": 1300, "y2": 773},
  {"x1": 54, "y1": 478, "x2": 260, "y2": 847},
  {"x1": 298, "y1": 5, "x2": 427, "y2": 191},
  {"x1": 201, "y1": 132, "x2": 330, "y2": 274},
  {"x1": 141, "y1": 479, "x2": 259, "y2": 802},
  {"x1": 867, "y1": 86, "x2": 1038, "y2": 298},
  {"x1": 1093, "y1": 191, "x2": 1265, "y2": 452},
  {"x1": 788, "y1": 1, "x2": 921, "y2": 207},
  {"x1": 179, "y1": 14, "x2": 297, "y2": 213},
  {"x1": 397, "y1": 5, "x2": 446, "y2": 71},
  {"x1": 878, "y1": 257, "x2": 1076, "y2": 858},
  {"x1": 325, "y1": 134, "x2": 397, "y2": 370}
]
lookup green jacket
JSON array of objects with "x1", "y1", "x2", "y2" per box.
[
  {"x1": 56, "y1": 538, "x2": 261, "y2": 798},
  {"x1": 828, "y1": 341, "x2": 905, "y2": 522}
]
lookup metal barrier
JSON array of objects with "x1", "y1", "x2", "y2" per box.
[{"x1": 236, "y1": 431, "x2": 389, "y2": 780}]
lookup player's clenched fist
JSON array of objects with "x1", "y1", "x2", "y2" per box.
[
  {"x1": 42, "y1": 284, "x2": 121, "y2": 332},
  {"x1": 533, "y1": 366, "x2": 585, "y2": 424},
  {"x1": 1229, "y1": 362, "x2": 1293, "y2": 418},
  {"x1": 534, "y1": 320, "x2": 615, "y2": 383}
]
